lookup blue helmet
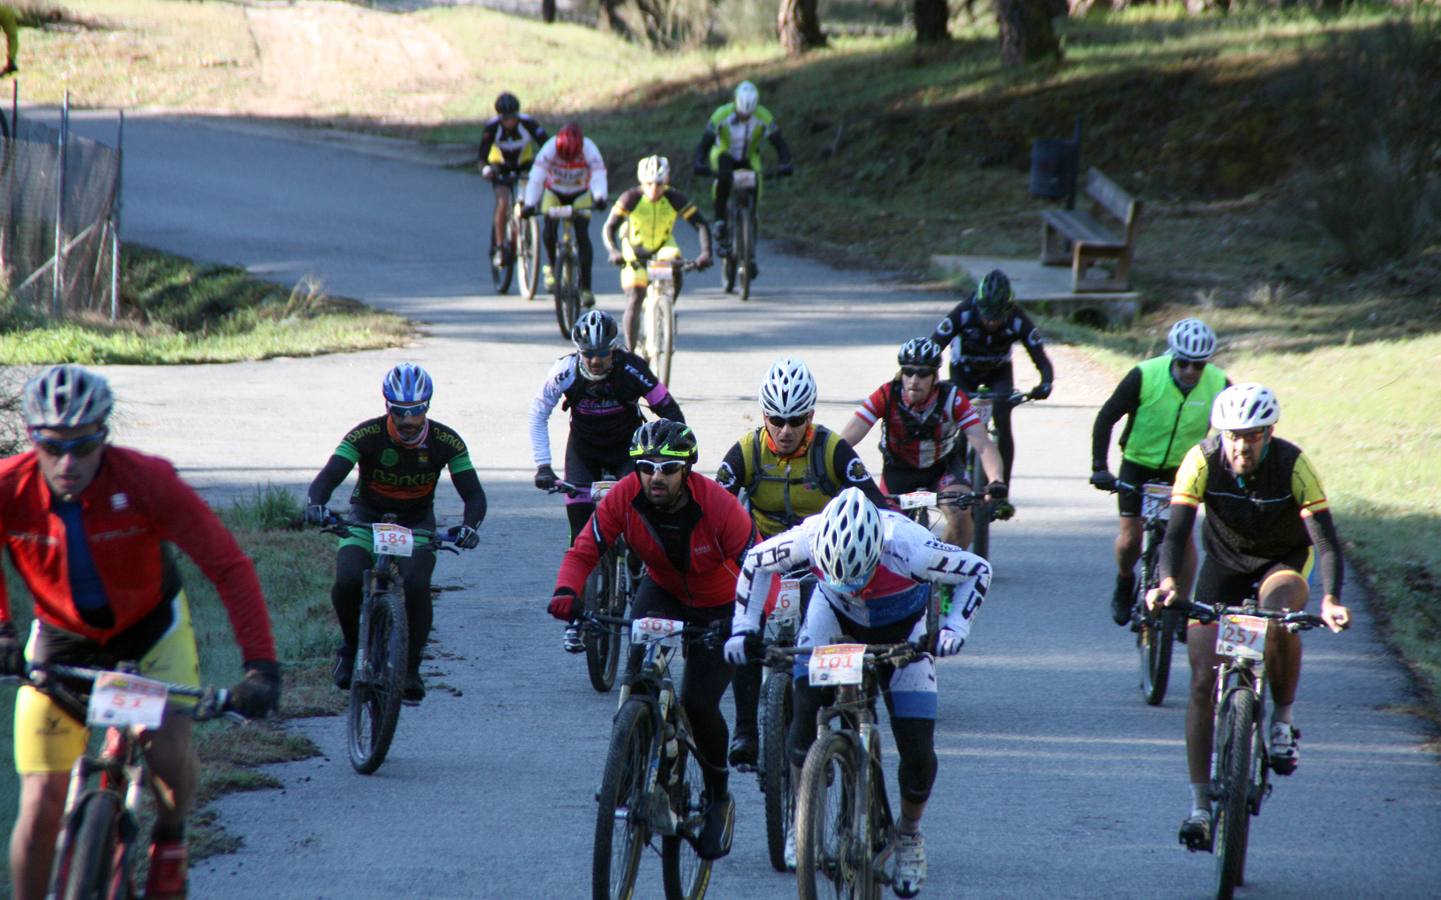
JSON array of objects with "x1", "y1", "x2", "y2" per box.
[{"x1": 382, "y1": 363, "x2": 433, "y2": 405}]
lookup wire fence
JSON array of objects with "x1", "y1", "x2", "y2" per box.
[{"x1": 0, "y1": 91, "x2": 122, "y2": 320}]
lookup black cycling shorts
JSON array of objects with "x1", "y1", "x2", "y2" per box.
[
  {"x1": 881, "y1": 453, "x2": 970, "y2": 496},
  {"x1": 1117, "y1": 459, "x2": 1178, "y2": 518},
  {"x1": 1193, "y1": 547, "x2": 1312, "y2": 610}
]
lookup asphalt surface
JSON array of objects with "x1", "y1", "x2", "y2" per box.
[{"x1": 55, "y1": 111, "x2": 1441, "y2": 899}]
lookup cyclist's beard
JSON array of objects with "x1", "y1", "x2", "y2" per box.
[{"x1": 387, "y1": 417, "x2": 429, "y2": 447}]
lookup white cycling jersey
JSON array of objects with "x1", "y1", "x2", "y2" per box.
[{"x1": 523, "y1": 136, "x2": 608, "y2": 206}]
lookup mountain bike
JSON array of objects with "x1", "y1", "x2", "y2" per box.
[
  {"x1": 712, "y1": 167, "x2": 788, "y2": 303},
  {"x1": 546, "y1": 204, "x2": 587, "y2": 338},
  {"x1": 551, "y1": 478, "x2": 637, "y2": 692},
  {"x1": 756, "y1": 571, "x2": 813, "y2": 872},
  {"x1": 1115, "y1": 479, "x2": 1181, "y2": 706},
  {"x1": 961, "y1": 388, "x2": 1037, "y2": 560},
  {"x1": 490, "y1": 175, "x2": 542, "y2": 299},
  {"x1": 1176, "y1": 598, "x2": 1331, "y2": 900},
  {"x1": 774, "y1": 640, "x2": 924, "y2": 900},
  {"x1": 590, "y1": 614, "x2": 725, "y2": 900},
  {"x1": 5, "y1": 664, "x2": 240, "y2": 899},
  {"x1": 624, "y1": 252, "x2": 699, "y2": 387},
  {"x1": 319, "y1": 514, "x2": 460, "y2": 774}
]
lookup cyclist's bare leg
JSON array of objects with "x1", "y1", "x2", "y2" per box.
[
  {"x1": 1185, "y1": 623, "x2": 1223, "y2": 783},
  {"x1": 11, "y1": 772, "x2": 67, "y2": 900},
  {"x1": 492, "y1": 182, "x2": 513, "y2": 249},
  {"x1": 621, "y1": 286, "x2": 644, "y2": 350},
  {"x1": 1115, "y1": 516, "x2": 1143, "y2": 574},
  {"x1": 1259, "y1": 570, "x2": 1308, "y2": 712},
  {"x1": 940, "y1": 502, "x2": 971, "y2": 549},
  {"x1": 139, "y1": 714, "x2": 198, "y2": 829}
]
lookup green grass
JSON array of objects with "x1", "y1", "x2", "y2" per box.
[
  {"x1": 0, "y1": 246, "x2": 413, "y2": 364},
  {"x1": 0, "y1": 485, "x2": 342, "y2": 883}
]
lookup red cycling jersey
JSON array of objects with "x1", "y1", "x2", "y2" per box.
[
  {"x1": 555, "y1": 471, "x2": 756, "y2": 608},
  {"x1": 855, "y1": 380, "x2": 980, "y2": 469},
  {"x1": 0, "y1": 446, "x2": 277, "y2": 663}
]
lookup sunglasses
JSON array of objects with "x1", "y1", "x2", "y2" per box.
[
  {"x1": 766, "y1": 414, "x2": 809, "y2": 429},
  {"x1": 635, "y1": 459, "x2": 687, "y2": 476},
  {"x1": 1223, "y1": 428, "x2": 1268, "y2": 444},
  {"x1": 388, "y1": 402, "x2": 429, "y2": 418},
  {"x1": 30, "y1": 427, "x2": 108, "y2": 458},
  {"x1": 580, "y1": 349, "x2": 613, "y2": 361},
  {"x1": 1174, "y1": 360, "x2": 1208, "y2": 372},
  {"x1": 900, "y1": 367, "x2": 937, "y2": 378}
]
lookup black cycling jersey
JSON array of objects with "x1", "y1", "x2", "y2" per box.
[
  {"x1": 478, "y1": 114, "x2": 548, "y2": 171},
  {"x1": 528, "y1": 351, "x2": 684, "y2": 464},
  {"x1": 930, "y1": 299, "x2": 1054, "y2": 385}
]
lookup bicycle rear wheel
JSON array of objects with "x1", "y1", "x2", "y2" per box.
[
  {"x1": 760, "y1": 670, "x2": 795, "y2": 872},
  {"x1": 53, "y1": 790, "x2": 126, "y2": 900},
  {"x1": 554, "y1": 249, "x2": 580, "y2": 338},
  {"x1": 796, "y1": 731, "x2": 861, "y2": 900},
  {"x1": 348, "y1": 589, "x2": 408, "y2": 774},
  {"x1": 737, "y1": 205, "x2": 754, "y2": 303},
  {"x1": 593, "y1": 699, "x2": 653, "y2": 900},
  {"x1": 661, "y1": 727, "x2": 714, "y2": 900},
  {"x1": 584, "y1": 554, "x2": 620, "y2": 693},
  {"x1": 1214, "y1": 688, "x2": 1256, "y2": 900},
  {"x1": 518, "y1": 215, "x2": 542, "y2": 300}
]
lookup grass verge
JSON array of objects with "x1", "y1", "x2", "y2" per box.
[{"x1": 1, "y1": 246, "x2": 414, "y2": 364}]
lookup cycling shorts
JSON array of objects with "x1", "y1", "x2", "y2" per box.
[
  {"x1": 620, "y1": 238, "x2": 681, "y2": 290},
  {"x1": 795, "y1": 599, "x2": 936, "y2": 720},
  {"x1": 1117, "y1": 459, "x2": 1178, "y2": 518},
  {"x1": 336, "y1": 504, "x2": 438, "y2": 555},
  {"x1": 563, "y1": 437, "x2": 634, "y2": 507},
  {"x1": 485, "y1": 166, "x2": 527, "y2": 190},
  {"x1": 1191, "y1": 548, "x2": 1314, "y2": 628},
  {"x1": 541, "y1": 188, "x2": 593, "y2": 217},
  {"x1": 14, "y1": 591, "x2": 201, "y2": 774},
  {"x1": 879, "y1": 454, "x2": 970, "y2": 497}
]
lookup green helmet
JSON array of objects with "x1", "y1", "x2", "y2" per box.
[
  {"x1": 974, "y1": 269, "x2": 1014, "y2": 320},
  {"x1": 629, "y1": 420, "x2": 698, "y2": 464}
]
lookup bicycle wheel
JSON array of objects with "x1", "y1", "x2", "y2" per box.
[
  {"x1": 796, "y1": 731, "x2": 861, "y2": 900},
  {"x1": 553, "y1": 248, "x2": 580, "y2": 338},
  {"x1": 1137, "y1": 562, "x2": 1175, "y2": 705},
  {"x1": 593, "y1": 699, "x2": 653, "y2": 900},
  {"x1": 1213, "y1": 688, "x2": 1256, "y2": 900},
  {"x1": 737, "y1": 205, "x2": 754, "y2": 303},
  {"x1": 968, "y1": 450, "x2": 990, "y2": 561},
  {"x1": 54, "y1": 790, "x2": 126, "y2": 900},
  {"x1": 518, "y1": 215, "x2": 542, "y2": 300},
  {"x1": 584, "y1": 553, "x2": 620, "y2": 693},
  {"x1": 348, "y1": 589, "x2": 408, "y2": 774},
  {"x1": 661, "y1": 725, "x2": 714, "y2": 900},
  {"x1": 490, "y1": 228, "x2": 514, "y2": 295},
  {"x1": 760, "y1": 670, "x2": 795, "y2": 872},
  {"x1": 654, "y1": 294, "x2": 674, "y2": 386},
  {"x1": 721, "y1": 209, "x2": 737, "y2": 294}
]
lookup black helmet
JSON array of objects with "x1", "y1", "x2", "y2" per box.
[
  {"x1": 897, "y1": 337, "x2": 942, "y2": 369},
  {"x1": 975, "y1": 269, "x2": 1014, "y2": 320},
  {"x1": 629, "y1": 420, "x2": 698, "y2": 464},
  {"x1": 495, "y1": 92, "x2": 520, "y2": 115}
]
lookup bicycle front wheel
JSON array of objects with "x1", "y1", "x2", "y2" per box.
[
  {"x1": 348, "y1": 590, "x2": 408, "y2": 774},
  {"x1": 796, "y1": 731, "x2": 861, "y2": 900},
  {"x1": 554, "y1": 250, "x2": 580, "y2": 338},
  {"x1": 593, "y1": 699, "x2": 653, "y2": 900},
  {"x1": 969, "y1": 449, "x2": 990, "y2": 561},
  {"x1": 52, "y1": 790, "x2": 126, "y2": 900},
  {"x1": 761, "y1": 670, "x2": 795, "y2": 872},
  {"x1": 584, "y1": 554, "x2": 620, "y2": 693},
  {"x1": 518, "y1": 215, "x2": 542, "y2": 300},
  {"x1": 661, "y1": 724, "x2": 714, "y2": 900},
  {"x1": 1214, "y1": 688, "x2": 1256, "y2": 900},
  {"x1": 654, "y1": 294, "x2": 674, "y2": 386},
  {"x1": 1137, "y1": 579, "x2": 1176, "y2": 706}
]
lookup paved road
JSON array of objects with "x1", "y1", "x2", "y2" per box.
[{"x1": 58, "y1": 112, "x2": 1441, "y2": 898}]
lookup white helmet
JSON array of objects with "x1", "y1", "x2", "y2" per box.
[
  {"x1": 22, "y1": 364, "x2": 114, "y2": 429},
  {"x1": 1211, "y1": 383, "x2": 1279, "y2": 431},
  {"x1": 1168, "y1": 318, "x2": 1217, "y2": 362},
  {"x1": 636, "y1": 154, "x2": 670, "y2": 185},
  {"x1": 734, "y1": 81, "x2": 759, "y2": 116},
  {"x1": 758, "y1": 357, "x2": 817, "y2": 418},
  {"x1": 812, "y1": 488, "x2": 883, "y2": 593}
]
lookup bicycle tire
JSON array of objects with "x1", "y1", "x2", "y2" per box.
[
  {"x1": 490, "y1": 230, "x2": 514, "y2": 295},
  {"x1": 660, "y1": 716, "x2": 714, "y2": 900},
  {"x1": 760, "y1": 671, "x2": 795, "y2": 872},
  {"x1": 969, "y1": 449, "x2": 990, "y2": 561},
  {"x1": 796, "y1": 731, "x2": 861, "y2": 900},
  {"x1": 554, "y1": 247, "x2": 580, "y2": 338},
  {"x1": 585, "y1": 554, "x2": 620, "y2": 693},
  {"x1": 654, "y1": 293, "x2": 674, "y2": 386},
  {"x1": 518, "y1": 215, "x2": 542, "y2": 300},
  {"x1": 593, "y1": 699, "x2": 653, "y2": 900},
  {"x1": 1213, "y1": 688, "x2": 1256, "y2": 900},
  {"x1": 737, "y1": 205, "x2": 754, "y2": 303},
  {"x1": 721, "y1": 208, "x2": 737, "y2": 294},
  {"x1": 56, "y1": 790, "x2": 126, "y2": 900},
  {"x1": 348, "y1": 589, "x2": 408, "y2": 774}
]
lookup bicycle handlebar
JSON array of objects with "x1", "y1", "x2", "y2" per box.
[
  {"x1": 1176, "y1": 601, "x2": 1329, "y2": 633},
  {"x1": 753, "y1": 640, "x2": 924, "y2": 669},
  {"x1": 10, "y1": 664, "x2": 241, "y2": 723},
  {"x1": 315, "y1": 514, "x2": 461, "y2": 553}
]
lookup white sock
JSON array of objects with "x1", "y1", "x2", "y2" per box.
[
  {"x1": 898, "y1": 815, "x2": 921, "y2": 836},
  {"x1": 1272, "y1": 703, "x2": 1293, "y2": 727},
  {"x1": 1190, "y1": 783, "x2": 1209, "y2": 813}
]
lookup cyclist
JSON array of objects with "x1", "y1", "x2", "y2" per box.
[
  {"x1": 1146, "y1": 384, "x2": 1350, "y2": 851},
  {"x1": 602, "y1": 154, "x2": 714, "y2": 350},
  {"x1": 477, "y1": 91, "x2": 547, "y2": 270},
  {"x1": 0, "y1": 365, "x2": 280, "y2": 900},
  {"x1": 714, "y1": 357, "x2": 887, "y2": 768},
  {"x1": 0, "y1": 4, "x2": 17, "y2": 76},
  {"x1": 548, "y1": 421, "x2": 757, "y2": 861},
  {"x1": 841, "y1": 337, "x2": 1007, "y2": 551},
  {"x1": 727, "y1": 488, "x2": 990, "y2": 893},
  {"x1": 692, "y1": 79, "x2": 793, "y2": 262},
  {"x1": 929, "y1": 269, "x2": 1053, "y2": 484},
  {"x1": 304, "y1": 363, "x2": 486, "y2": 704},
  {"x1": 1090, "y1": 318, "x2": 1229, "y2": 626},
  {"x1": 522, "y1": 122, "x2": 608, "y2": 308},
  {"x1": 529, "y1": 310, "x2": 685, "y2": 645}
]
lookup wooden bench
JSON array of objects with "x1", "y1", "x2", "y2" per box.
[{"x1": 1040, "y1": 167, "x2": 1142, "y2": 293}]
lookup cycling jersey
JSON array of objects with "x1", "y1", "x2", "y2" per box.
[
  {"x1": 1092, "y1": 355, "x2": 1229, "y2": 470},
  {"x1": 478, "y1": 114, "x2": 547, "y2": 170},
  {"x1": 308, "y1": 416, "x2": 485, "y2": 524},
  {"x1": 696, "y1": 103, "x2": 790, "y2": 168},
  {"x1": 930, "y1": 299, "x2": 1054, "y2": 385},
  {"x1": 523, "y1": 136, "x2": 608, "y2": 207},
  {"x1": 715, "y1": 426, "x2": 885, "y2": 538},
  {"x1": 603, "y1": 186, "x2": 709, "y2": 256},
  {"x1": 0, "y1": 446, "x2": 276, "y2": 663},
  {"x1": 555, "y1": 471, "x2": 756, "y2": 608},
  {"x1": 528, "y1": 351, "x2": 683, "y2": 466},
  {"x1": 856, "y1": 380, "x2": 980, "y2": 470}
]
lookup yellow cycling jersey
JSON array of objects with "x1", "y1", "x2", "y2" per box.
[{"x1": 609, "y1": 186, "x2": 698, "y2": 253}]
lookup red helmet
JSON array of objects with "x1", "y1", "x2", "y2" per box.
[{"x1": 555, "y1": 123, "x2": 583, "y2": 161}]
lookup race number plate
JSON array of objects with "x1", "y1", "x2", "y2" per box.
[
  {"x1": 732, "y1": 169, "x2": 758, "y2": 189},
  {"x1": 972, "y1": 399, "x2": 994, "y2": 427},
  {"x1": 372, "y1": 523, "x2": 414, "y2": 558},
  {"x1": 646, "y1": 263, "x2": 675, "y2": 282},
  {"x1": 898, "y1": 490, "x2": 937, "y2": 511},
  {"x1": 771, "y1": 578, "x2": 803, "y2": 626},
  {"x1": 808, "y1": 644, "x2": 866, "y2": 686},
  {"x1": 631, "y1": 617, "x2": 684, "y2": 647},
  {"x1": 548, "y1": 205, "x2": 574, "y2": 220},
  {"x1": 590, "y1": 480, "x2": 617, "y2": 502},
  {"x1": 1142, "y1": 483, "x2": 1172, "y2": 521},
  {"x1": 87, "y1": 672, "x2": 169, "y2": 729},
  {"x1": 1216, "y1": 614, "x2": 1267, "y2": 661}
]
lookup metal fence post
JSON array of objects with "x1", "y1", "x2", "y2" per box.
[
  {"x1": 111, "y1": 109, "x2": 123, "y2": 320},
  {"x1": 52, "y1": 91, "x2": 69, "y2": 316}
]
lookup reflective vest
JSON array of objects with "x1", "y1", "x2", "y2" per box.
[{"x1": 1122, "y1": 355, "x2": 1228, "y2": 469}]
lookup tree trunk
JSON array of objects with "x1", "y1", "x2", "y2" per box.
[
  {"x1": 995, "y1": 0, "x2": 1061, "y2": 65},
  {"x1": 914, "y1": 0, "x2": 950, "y2": 44},
  {"x1": 597, "y1": 0, "x2": 634, "y2": 39},
  {"x1": 778, "y1": 0, "x2": 827, "y2": 58},
  {"x1": 542, "y1": 0, "x2": 557, "y2": 24}
]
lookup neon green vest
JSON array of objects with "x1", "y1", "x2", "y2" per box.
[
  {"x1": 739, "y1": 425, "x2": 842, "y2": 538},
  {"x1": 1122, "y1": 355, "x2": 1227, "y2": 469}
]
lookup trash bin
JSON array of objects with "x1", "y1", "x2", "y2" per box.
[{"x1": 1029, "y1": 138, "x2": 1077, "y2": 202}]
